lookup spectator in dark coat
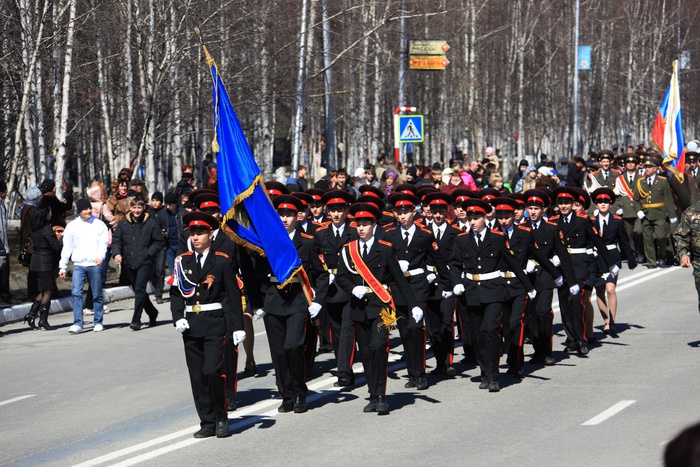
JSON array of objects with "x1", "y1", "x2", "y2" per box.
[
  {"x1": 27, "y1": 203, "x2": 62, "y2": 330},
  {"x1": 39, "y1": 179, "x2": 73, "y2": 227},
  {"x1": 566, "y1": 156, "x2": 587, "y2": 187}
]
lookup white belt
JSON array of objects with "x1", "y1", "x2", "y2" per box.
[
  {"x1": 364, "y1": 284, "x2": 389, "y2": 294},
  {"x1": 606, "y1": 244, "x2": 618, "y2": 250},
  {"x1": 328, "y1": 268, "x2": 338, "y2": 275},
  {"x1": 463, "y1": 271, "x2": 501, "y2": 281},
  {"x1": 185, "y1": 303, "x2": 223, "y2": 313},
  {"x1": 269, "y1": 276, "x2": 299, "y2": 284},
  {"x1": 426, "y1": 265, "x2": 437, "y2": 273},
  {"x1": 404, "y1": 268, "x2": 425, "y2": 277},
  {"x1": 568, "y1": 248, "x2": 588, "y2": 254}
]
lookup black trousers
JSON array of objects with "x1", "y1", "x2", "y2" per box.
[
  {"x1": 466, "y1": 303, "x2": 502, "y2": 380},
  {"x1": 529, "y1": 288, "x2": 554, "y2": 358},
  {"x1": 149, "y1": 248, "x2": 166, "y2": 299},
  {"x1": 263, "y1": 312, "x2": 308, "y2": 400},
  {"x1": 0, "y1": 255, "x2": 11, "y2": 301},
  {"x1": 355, "y1": 315, "x2": 390, "y2": 397},
  {"x1": 557, "y1": 286, "x2": 586, "y2": 346},
  {"x1": 183, "y1": 333, "x2": 227, "y2": 429},
  {"x1": 123, "y1": 263, "x2": 158, "y2": 325},
  {"x1": 304, "y1": 313, "x2": 318, "y2": 377},
  {"x1": 455, "y1": 297, "x2": 476, "y2": 361},
  {"x1": 225, "y1": 336, "x2": 238, "y2": 402},
  {"x1": 425, "y1": 297, "x2": 455, "y2": 369},
  {"x1": 326, "y1": 301, "x2": 356, "y2": 381},
  {"x1": 395, "y1": 304, "x2": 427, "y2": 377},
  {"x1": 501, "y1": 293, "x2": 528, "y2": 369}
]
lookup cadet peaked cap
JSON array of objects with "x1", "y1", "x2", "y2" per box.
[
  {"x1": 389, "y1": 192, "x2": 419, "y2": 208},
  {"x1": 461, "y1": 199, "x2": 491, "y2": 215},
  {"x1": 451, "y1": 189, "x2": 477, "y2": 204},
  {"x1": 573, "y1": 187, "x2": 591, "y2": 209},
  {"x1": 356, "y1": 194, "x2": 385, "y2": 211},
  {"x1": 392, "y1": 183, "x2": 418, "y2": 196},
  {"x1": 478, "y1": 188, "x2": 500, "y2": 202},
  {"x1": 292, "y1": 191, "x2": 314, "y2": 207},
  {"x1": 183, "y1": 211, "x2": 218, "y2": 230},
  {"x1": 322, "y1": 189, "x2": 354, "y2": 206},
  {"x1": 273, "y1": 194, "x2": 304, "y2": 212},
  {"x1": 591, "y1": 187, "x2": 616, "y2": 204},
  {"x1": 523, "y1": 189, "x2": 550, "y2": 208},
  {"x1": 349, "y1": 203, "x2": 381, "y2": 221},
  {"x1": 422, "y1": 191, "x2": 452, "y2": 207},
  {"x1": 553, "y1": 186, "x2": 578, "y2": 201},
  {"x1": 490, "y1": 197, "x2": 519, "y2": 212},
  {"x1": 265, "y1": 181, "x2": 289, "y2": 197},
  {"x1": 358, "y1": 185, "x2": 384, "y2": 199}
]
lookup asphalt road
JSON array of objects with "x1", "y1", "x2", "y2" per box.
[{"x1": 1, "y1": 265, "x2": 698, "y2": 466}]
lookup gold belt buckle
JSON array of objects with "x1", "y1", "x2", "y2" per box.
[
  {"x1": 192, "y1": 304, "x2": 201, "y2": 313},
  {"x1": 567, "y1": 248, "x2": 572, "y2": 254},
  {"x1": 472, "y1": 274, "x2": 481, "y2": 281}
]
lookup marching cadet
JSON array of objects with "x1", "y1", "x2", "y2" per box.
[
  {"x1": 550, "y1": 187, "x2": 618, "y2": 355},
  {"x1": 686, "y1": 152, "x2": 700, "y2": 206},
  {"x1": 335, "y1": 203, "x2": 423, "y2": 414},
  {"x1": 634, "y1": 154, "x2": 677, "y2": 268},
  {"x1": 616, "y1": 153, "x2": 645, "y2": 263},
  {"x1": 450, "y1": 189, "x2": 476, "y2": 232},
  {"x1": 590, "y1": 188, "x2": 637, "y2": 336},
  {"x1": 674, "y1": 187, "x2": 700, "y2": 314},
  {"x1": 358, "y1": 184, "x2": 395, "y2": 225},
  {"x1": 384, "y1": 192, "x2": 450, "y2": 390},
  {"x1": 507, "y1": 192, "x2": 527, "y2": 223},
  {"x1": 313, "y1": 189, "x2": 357, "y2": 386},
  {"x1": 490, "y1": 197, "x2": 562, "y2": 377},
  {"x1": 477, "y1": 188, "x2": 500, "y2": 230},
  {"x1": 306, "y1": 188, "x2": 329, "y2": 224},
  {"x1": 522, "y1": 190, "x2": 577, "y2": 366},
  {"x1": 572, "y1": 188, "x2": 599, "y2": 343},
  {"x1": 264, "y1": 180, "x2": 289, "y2": 198},
  {"x1": 258, "y1": 194, "x2": 323, "y2": 414},
  {"x1": 170, "y1": 212, "x2": 245, "y2": 438},
  {"x1": 588, "y1": 150, "x2": 620, "y2": 191},
  {"x1": 423, "y1": 192, "x2": 460, "y2": 377},
  {"x1": 450, "y1": 199, "x2": 536, "y2": 392},
  {"x1": 293, "y1": 192, "x2": 323, "y2": 235}
]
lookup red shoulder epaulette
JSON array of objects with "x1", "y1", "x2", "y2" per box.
[
  {"x1": 589, "y1": 216, "x2": 597, "y2": 221},
  {"x1": 301, "y1": 232, "x2": 314, "y2": 240},
  {"x1": 592, "y1": 169, "x2": 602, "y2": 175},
  {"x1": 613, "y1": 215, "x2": 622, "y2": 220},
  {"x1": 576, "y1": 213, "x2": 588, "y2": 218},
  {"x1": 413, "y1": 219, "x2": 425, "y2": 226},
  {"x1": 447, "y1": 224, "x2": 462, "y2": 232},
  {"x1": 419, "y1": 226, "x2": 432, "y2": 234},
  {"x1": 215, "y1": 251, "x2": 230, "y2": 258},
  {"x1": 516, "y1": 225, "x2": 531, "y2": 232},
  {"x1": 378, "y1": 239, "x2": 393, "y2": 246},
  {"x1": 546, "y1": 220, "x2": 558, "y2": 226},
  {"x1": 384, "y1": 225, "x2": 397, "y2": 232},
  {"x1": 315, "y1": 223, "x2": 329, "y2": 232},
  {"x1": 311, "y1": 220, "x2": 323, "y2": 226},
  {"x1": 491, "y1": 229, "x2": 504, "y2": 236},
  {"x1": 383, "y1": 211, "x2": 395, "y2": 217},
  {"x1": 611, "y1": 168, "x2": 621, "y2": 173},
  {"x1": 180, "y1": 251, "x2": 194, "y2": 257},
  {"x1": 549, "y1": 215, "x2": 560, "y2": 220},
  {"x1": 457, "y1": 231, "x2": 470, "y2": 237}
]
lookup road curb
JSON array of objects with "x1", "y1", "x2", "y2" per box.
[{"x1": 0, "y1": 283, "x2": 171, "y2": 326}]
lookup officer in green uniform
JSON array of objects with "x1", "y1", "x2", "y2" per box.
[
  {"x1": 634, "y1": 154, "x2": 677, "y2": 268},
  {"x1": 674, "y1": 190, "x2": 700, "y2": 313}
]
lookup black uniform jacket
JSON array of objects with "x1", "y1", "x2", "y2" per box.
[
  {"x1": 551, "y1": 213, "x2": 615, "y2": 281},
  {"x1": 336, "y1": 239, "x2": 420, "y2": 322},
  {"x1": 112, "y1": 213, "x2": 165, "y2": 269},
  {"x1": 427, "y1": 223, "x2": 460, "y2": 300},
  {"x1": 170, "y1": 250, "x2": 243, "y2": 338},
  {"x1": 448, "y1": 229, "x2": 532, "y2": 307},
  {"x1": 529, "y1": 220, "x2": 577, "y2": 289},
  {"x1": 383, "y1": 224, "x2": 450, "y2": 305},
  {"x1": 500, "y1": 225, "x2": 560, "y2": 296},
  {"x1": 314, "y1": 220, "x2": 358, "y2": 304},
  {"x1": 590, "y1": 214, "x2": 637, "y2": 270}
]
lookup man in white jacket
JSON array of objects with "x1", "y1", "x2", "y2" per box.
[{"x1": 59, "y1": 198, "x2": 109, "y2": 334}]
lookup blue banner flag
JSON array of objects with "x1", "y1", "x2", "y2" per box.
[{"x1": 205, "y1": 50, "x2": 305, "y2": 291}]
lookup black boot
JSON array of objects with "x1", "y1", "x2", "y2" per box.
[
  {"x1": 24, "y1": 301, "x2": 41, "y2": 330},
  {"x1": 37, "y1": 304, "x2": 54, "y2": 331}
]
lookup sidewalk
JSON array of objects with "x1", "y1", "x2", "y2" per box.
[{"x1": 0, "y1": 283, "x2": 171, "y2": 326}]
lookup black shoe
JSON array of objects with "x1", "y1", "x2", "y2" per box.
[
  {"x1": 227, "y1": 399, "x2": 237, "y2": 412},
  {"x1": 416, "y1": 374, "x2": 429, "y2": 390},
  {"x1": 278, "y1": 399, "x2": 294, "y2": 413},
  {"x1": 193, "y1": 427, "x2": 216, "y2": 439},
  {"x1": 404, "y1": 376, "x2": 417, "y2": 388},
  {"x1": 24, "y1": 301, "x2": 41, "y2": 330},
  {"x1": 130, "y1": 322, "x2": 142, "y2": 331},
  {"x1": 587, "y1": 336, "x2": 597, "y2": 345},
  {"x1": 216, "y1": 420, "x2": 229, "y2": 438},
  {"x1": 445, "y1": 366, "x2": 456, "y2": 377},
  {"x1": 430, "y1": 366, "x2": 446, "y2": 375},
  {"x1": 479, "y1": 378, "x2": 490, "y2": 389},
  {"x1": 334, "y1": 377, "x2": 352, "y2": 387},
  {"x1": 37, "y1": 304, "x2": 54, "y2": 331},
  {"x1": 376, "y1": 395, "x2": 389, "y2": 415},
  {"x1": 564, "y1": 345, "x2": 577, "y2": 354},
  {"x1": 544, "y1": 356, "x2": 556, "y2": 366},
  {"x1": 529, "y1": 355, "x2": 545, "y2": 364},
  {"x1": 363, "y1": 397, "x2": 378, "y2": 413},
  {"x1": 244, "y1": 364, "x2": 257, "y2": 377},
  {"x1": 156, "y1": 298, "x2": 165, "y2": 304},
  {"x1": 577, "y1": 342, "x2": 589, "y2": 355},
  {"x1": 506, "y1": 367, "x2": 524, "y2": 378},
  {"x1": 488, "y1": 379, "x2": 500, "y2": 392},
  {"x1": 293, "y1": 396, "x2": 307, "y2": 413}
]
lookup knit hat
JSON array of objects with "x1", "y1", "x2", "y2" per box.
[
  {"x1": 76, "y1": 198, "x2": 92, "y2": 212},
  {"x1": 24, "y1": 186, "x2": 42, "y2": 201},
  {"x1": 164, "y1": 192, "x2": 178, "y2": 204},
  {"x1": 151, "y1": 191, "x2": 164, "y2": 202}
]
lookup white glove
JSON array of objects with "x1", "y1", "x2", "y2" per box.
[
  {"x1": 426, "y1": 273, "x2": 437, "y2": 284},
  {"x1": 637, "y1": 210, "x2": 645, "y2": 220},
  {"x1": 411, "y1": 307, "x2": 424, "y2": 323},
  {"x1": 525, "y1": 259, "x2": 537, "y2": 273},
  {"x1": 593, "y1": 209, "x2": 599, "y2": 216},
  {"x1": 551, "y1": 255, "x2": 561, "y2": 267},
  {"x1": 528, "y1": 289, "x2": 537, "y2": 299},
  {"x1": 554, "y1": 275, "x2": 564, "y2": 287},
  {"x1": 670, "y1": 217, "x2": 678, "y2": 224},
  {"x1": 232, "y1": 330, "x2": 246, "y2": 345},
  {"x1": 398, "y1": 260, "x2": 409, "y2": 273},
  {"x1": 254, "y1": 308, "x2": 265, "y2": 321},
  {"x1": 442, "y1": 291, "x2": 453, "y2": 299},
  {"x1": 453, "y1": 284, "x2": 465, "y2": 295},
  {"x1": 616, "y1": 208, "x2": 623, "y2": 216},
  {"x1": 175, "y1": 318, "x2": 189, "y2": 333},
  {"x1": 328, "y1": 272, "x2": 335, "y2": 285},
  {"x1": 602, "y1": 272, "x2": 611, "y2": 280},
  {"x1": 308, "y1": 302, "x2": 322, "y2": 318},
  {"x1": 352, "y1": 286, "x2": 366, "y2": 299},
  {"x1": 609, "y1": 264, "x2": 620, "y2": 276},
  {"x1": 569, "y1": 284, "x2": 581, "y2": 295}
]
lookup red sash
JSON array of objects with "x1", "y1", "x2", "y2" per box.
[
  {"x1": 616, "y1": 176, "x2": 634, "y2": 199},
  {"x1": 348, "y1": 240, "x2": 392, "y2": 304}
]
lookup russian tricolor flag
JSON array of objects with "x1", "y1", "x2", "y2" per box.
[{"x1": 652, "y1": 60, "x2": 686, "y2": 182}]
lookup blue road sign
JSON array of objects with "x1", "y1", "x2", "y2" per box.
[
  {"x1": 578, "y1": 46, "x2": 591, "y2": 70},
  {"x1": 398, "y1": 115, "x2": 424, "y2": 143}
]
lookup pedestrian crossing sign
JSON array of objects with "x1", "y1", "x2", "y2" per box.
[{"x1": 398, "y1": 115, "x2": 424, "y2": 143}]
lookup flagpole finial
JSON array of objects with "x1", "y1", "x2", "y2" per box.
[{"x1": 195, "y1": 27, "x2": 216, "y2": 67}]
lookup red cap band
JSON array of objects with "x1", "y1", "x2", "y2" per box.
[
  {"x1": 268, "y1": 189, "x2": 283, "y2": 196},
  {"x1": 557, "y1": 193, "x2": 575, "y2": 199},
  {"x1": 353, "y1": 211, "x2": 375, "y2": 219},
  {"x1": 394, "y1": 200, "x2": 415, "y2": 207},
  {"x1": 363, "y1": 191, "x2": 380, "y2": 198},
  {"x1": 277, "y1": 203, "x2": 298, "y2": 211},
  {"x1": 199, "y1": 201, "x2": 220, "y2": 209},
  {"x1": 429, "y1": 199, "x2": 449, "y2": 205},
  {"x1": 466, "y1": 206, "x2": 486, "y2": 214},
  {"x1": 495, "y1": 204, "x2": 514, "y2": 211},
  {"x1": 189, "y1": 220, "x2": 212, "y2": 228},
  {"x1": 326, "y1": 197, "x2": 348, "y2": 205},
  {"x1": 527, "y1": 196, "x2": 544, "y2": 205},
  {"x1": 595, "y1": 195, "x2": 613, "y2": 202}
]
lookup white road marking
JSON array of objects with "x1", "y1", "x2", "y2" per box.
[
  {"x1": 0, "y1": 395, "x2": 36, "y2": 407},
  {"x1": 581, "y1": 400, "x2": 636, "y2": 425}
]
